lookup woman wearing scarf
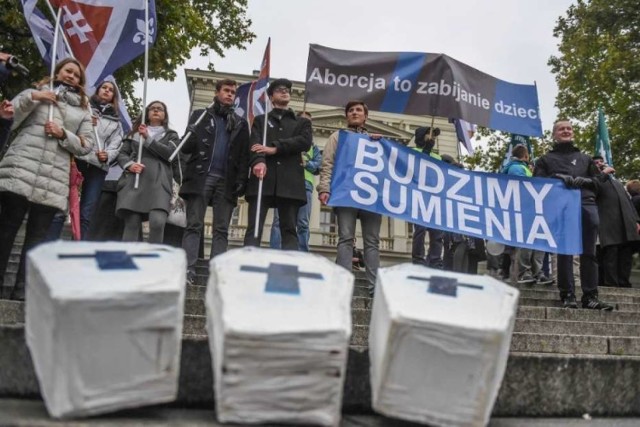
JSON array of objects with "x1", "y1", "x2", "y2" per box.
[
  {"x1": 48, "y1": 80, "x2": 124, "y2": 240},
  {"x1": 116, "y1": 101, "x2": 179, "y2": 243},
  {"x1": 0, "y1": 58, "x2": 94, "y2": 300}
]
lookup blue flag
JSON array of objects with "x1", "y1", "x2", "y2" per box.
[{"x1": 329, "y1": 131, "x2": 583, "y2": 255}]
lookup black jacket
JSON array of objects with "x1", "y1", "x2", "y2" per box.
[
  {"x1": 245, "y1": 109, "x2": 312, "y2": 203},
  {"x1": 596, "y1": 176, "x2": 640, "y2": 247},
  {"x1": 0, "y1": 117, "x2": 12, "y2": 155},
  {"x1": 179, "y1": 108, "x2": 250, "y2": 203},
  {"x1": 534, "y1": 142, "x2": 601, "y2": 204}
]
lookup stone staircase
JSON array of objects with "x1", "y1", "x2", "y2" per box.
[{"x1": 2, "y1": 254, "x2": 640, "y2": 422}]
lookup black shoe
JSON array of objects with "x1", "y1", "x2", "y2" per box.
[
  {"x1": 186, "y1": 273, "x2": 195, "y2": 287},
  {"x1": 517, "y1": 273, "x2": 536, "y2": 285},
  {"x1": 561, "y1": 293, "x2": 578, "y2": 309},
  {"x1": 582, "y1": 295, "x2": 614, "y2": 311},
  {"x1": 536, "y1": 275, "x2": 554, "y2": 286}
]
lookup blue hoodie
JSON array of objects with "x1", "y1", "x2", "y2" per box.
[{"x1": 501, "y1": 158, "x2": 532, "y2": 177}]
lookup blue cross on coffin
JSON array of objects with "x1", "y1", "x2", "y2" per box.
[
  {"x1": 240, "y1": 263, "x2": 324, "y2": 295},
  {"x1": 407, "y1": 275, "x2": 483, "y2": 298},
  {"x1": 58, "y1": 251, "x2": 160, "y2": 270}
]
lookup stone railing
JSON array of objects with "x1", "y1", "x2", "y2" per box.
[
  {"x1": 203, "y1": 225, "x2": 395, "y2": 253},
  {"x1": 203, "y1": 224, "x2": 247, "y2": 241}
]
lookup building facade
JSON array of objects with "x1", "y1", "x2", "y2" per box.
[{"x1": 185, "y1": 69, "x2": 463, "y2": 264}]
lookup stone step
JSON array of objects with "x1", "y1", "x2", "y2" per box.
[
  {"x1": 7, "y1": 298, "x2": 640, "y2": 331},
  {"x1": 518, "y1": 297, "x2": 640, "y2": 312},
  {"x1": 0, "y1": 301, "x2": 23, "y2": 326},
  {"x1": 513, "y1": 318, "x2": 640, "y2": 337},
  {"x1": 510, "y1": 281, "x2": 640, "y2": 296},
  {"x1": 3, "y1": 326, "x2": 640, "y2": 416},
  {"x1": 6, "y1": 399, "x2": 633, "y2": 427},
  {"x1": 518, "y1": 306, "x2": 640, "y2": 324},
  {"x1": 509, "y1": 332, "x2": 640, "y2": 356},
  {"x1": 518, "y1": 288, "x2": 640, "y2": 304}
]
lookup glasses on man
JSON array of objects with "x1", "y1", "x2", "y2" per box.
[
  {"x1": 273, "y1": 86, "x2": 290, "y2": 94},
  {"x1": 149, "y1": 106, "x2": 165, "y2": 112}
]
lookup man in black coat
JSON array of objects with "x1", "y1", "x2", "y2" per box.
[
  {"x1": 593, "y1": 156, "x2": 640, "y2": 287},
  {"x1": 180, "y1": 79, "x2": 250, "y2": 284},
  {"x1": 534, "y1": 120, "x2": 613, "y2": 310},
  {"x1": 243, "y1": 78, "x2": 312, "y2": 249}
]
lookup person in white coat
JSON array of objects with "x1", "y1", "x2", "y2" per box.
[
  {"x1": 47, "y1": 80, "x2": 124, "y2": 240},
  {"x1": 0, "y1": 58, "x2": 94, "y2": 300}
]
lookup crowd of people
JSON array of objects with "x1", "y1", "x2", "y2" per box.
[{"x1": 0, "y1": 55, "x2": 638, "y2": 311}]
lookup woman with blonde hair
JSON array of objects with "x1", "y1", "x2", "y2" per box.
[
  {"x1": 48, "y1": 79, "x2": 124, "y2": 240},
  {"x1": 0, "y1": 57, "x2": 94, "y2": 300}
]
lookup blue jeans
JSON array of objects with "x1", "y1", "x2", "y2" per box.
[
  {"x1": 47, "y1": 160, "x2": 107, "y2": 240},
  {"x1": 270, "y1": 180, "x2": 313, "y2": 251}
]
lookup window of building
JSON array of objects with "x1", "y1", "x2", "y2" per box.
[{"x1": 319, "y1": 207, "x2": 337, "y2": 234}]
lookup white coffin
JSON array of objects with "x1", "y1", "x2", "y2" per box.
[
  {"x1": 369, "y1": 264, "x2": 519, "y2": 427},
  {"x1": 206, "y1": 247, "x2": 353, "y2": 426},
  {"x1": 25, "y1": 241, "x2": 186, "y2": 418}
]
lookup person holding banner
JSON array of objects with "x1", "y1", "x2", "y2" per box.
[
  {"x1": 243, "y1": 78, "x2": 312, "y2": 249},
  {"x1": 318, "y1": 100, "x2": 382, "y2": 296},
  {"x1": 503, "y1": 144, "x2": 553, "y2": 286},
  {"x1": 0, "y1": 58, "x2": 94, "y2": 300},
  {"x1": 179, "y1": 79, "x2": 250, "y2": 285},
  {"x1": 115, "y1": 101, "x2": 180, "y2": 244},
  {"x1": 411, "y1": 126, "x2": 444, "y2": 269},
  {"x1": 534, "y1": 120, "x2": 613, "y2": 310}
]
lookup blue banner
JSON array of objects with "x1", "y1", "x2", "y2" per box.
[
  {"x1": 306, "y1": 45, "x2": 543, "y2": 137},
  {"x1": 329, "y1": 131, "x2": 583, "y2": 255}
]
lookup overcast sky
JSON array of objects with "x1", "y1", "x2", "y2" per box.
[{"x1": 135, "y1": 0, "x2": 576, "y2": 135}]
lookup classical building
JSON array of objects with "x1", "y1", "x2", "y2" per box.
[{"x1": 185, "y1": 69, "x2": 463, "y2": 264}]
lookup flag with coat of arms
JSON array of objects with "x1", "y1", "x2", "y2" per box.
[
  {"x1": 48, "y1": 0, "x2": 157, "y2": 88},
  {"x1": 20, "y1": 0, "x2": 157, "y2": 132},
  {"x1": 233, "y1": 39, "x2": 271, "y2": 128}
]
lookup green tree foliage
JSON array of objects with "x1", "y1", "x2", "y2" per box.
[
  {"x1": 549, "y1": 0, "x2": 640, "y2": 179},
  {"x1": 462, "y1": 128, "x2": 552, "y2": 173},
  {"x1": 0, "y1": 0, "x2": 254, "y2": 112}
]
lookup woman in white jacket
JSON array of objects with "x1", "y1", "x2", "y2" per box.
[
  {"x1": 0, "y1": 58, "x2": 94, "y2": 300},
  {"x1": 47, "y1": 80, "x2": 123, "y2": 240}
]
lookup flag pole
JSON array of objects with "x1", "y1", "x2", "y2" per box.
[
  {"x1": 134, "y1": 0, "x2": 150, "y2": 190},
  {"x1": 45, "y1": 1, "x2": 74, "y2": 57},
  {"x1": 45, "y1": 0, "x2": 104, "y2": 151},
  {"x1": 254, "y1": 96, "x2": 271, "y2": 239},
  {"x1": 47, "y1": 7, "x2": 63, "y2": 126},
  {"x1": 428, "y1": 115, "x2": 437, "y2": 151},
  {"x1": 455, "y1": 122, "x2": 462, "y2": 162},
  {"x1": 168, "y1": 100, "x2": 216, "y2": 162}
]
